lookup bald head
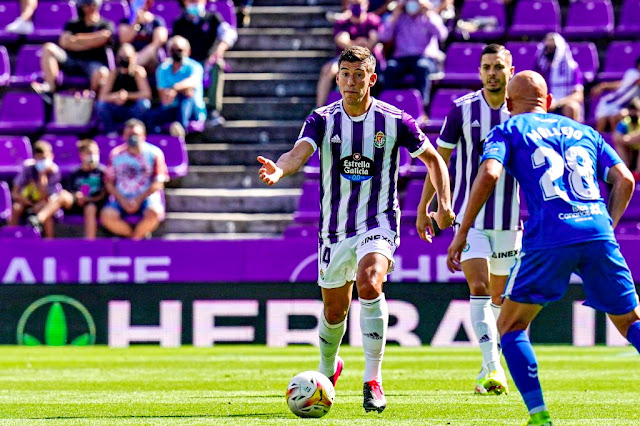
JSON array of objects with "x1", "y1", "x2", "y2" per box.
[{"x1": 506, "y1": 71, "x2": 552, "y2": 115}]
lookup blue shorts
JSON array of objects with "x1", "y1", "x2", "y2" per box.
[
  {"x1": 504, "y1": 240, "x2": 639, "y2": 315},
  {"x1": 103, "y1": 192, "x2": 165, "y2": 220}
]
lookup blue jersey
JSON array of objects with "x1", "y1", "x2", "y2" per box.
[{"x1": 482, "y1": 113, "x2": 623, "y2": 251}]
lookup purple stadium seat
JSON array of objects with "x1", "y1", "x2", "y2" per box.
[
  {"x1": 400, "y1": 179, "x2": 424, "y2": 222},
  {"x1": 563, "y1": 0, "x2": 613, "y2": 40},
  {"x1": 398, "y1": 148, "x2": 412, "y2": 178},
  {"x1": 151, "y1": 2, "x2": 182, "y2": 33},
  {"x1": 101, "y1": 0, "x2": 129, "y2": 26},
  {"x1": 622, "y1": 189, "x2": 640, "y2": 220},
  {"x1": 206, "y1": 0, "x2": 237, "y2": 28},
  {"x1": 0, "y1": 2, "x2": 21, "y2": 43},
  {"x1": 284, "y1": 224, "x2": 317, "y2": 238},
  {"x1": 379, "y1": 89, "x2": 423, "y2": 120},
  {"x1": 94, "y1": 134, "x2": 121, "y2": 165},
  {"x1": 505, "y1": 42, "x2": 537, "y2": 72},
  {"x1": 303, "y1": 152, "x2": 320, "y2": 180},
  {"x1": 440, "y1": 43, "x2": 484, "y2": 86},
  {"x1": 293, "y1": 180, "x2": 320, "y2": 224},
  {"x1": 147, "y1": 134, "x2": 188, "y2": 178},
  {"x1": 0, "y1": 225, "x2": 41, "y2": 239},
  {"x1": 28, "y1": 1, "x2": 77, "y2": 43},
  {"x1": 598, "y1": 42, "x2": 640, "y2": 81},
  {"x1": 0, "y1": 93, "x2": 45, "y2": 134},
  {"x1": 455, "y1": 0, "x2": 505, "y2": 40},
  {"x1": 616, "y1": 0, "x2": 640, "y2": 38},
  {"x1": 0, "y1": 46, "x2": 9, "y2": 87},
  {"x1": 0, "y1": 181, "x2": 10, "y2": 224},
  {"x1": 40, "y1": 134, "x2": 79, "y2": 176},
  {"x1": 0, "y1": 136, "x2": 32, "y2": 180},
  {"x1": 424, "y1": 88, "x2": 473, "y2": 132},
  {"x1": 509, "y1": 0, "x2": 560, "y2": 39},
  {"x1": 327, "y1": 91, "x2": 341, "y2": 104},
  {"x1": 569, "y1": 42, "x2": 598, "y2": 83},
  {"x1": 10, "y1": 45, "x2": 43, "y2": 87}
]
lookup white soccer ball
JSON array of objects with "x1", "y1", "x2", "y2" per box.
[{"x1": 286, "y1": 370, "x2": 335, "y2": 418}]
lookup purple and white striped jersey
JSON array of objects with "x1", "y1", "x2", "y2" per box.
[
  {"x1": 297, "y1": 98, "x2": 431, "y2": 245},
  {"x1": 437, "y1": 90, "x2": 522, "y2": 231}
]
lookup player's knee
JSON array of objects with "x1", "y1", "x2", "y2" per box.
[
  {"x1": 324, "y1": 303, "x2": 348, "y2": 324},
  {"x1": 497, "y1": 315, "x2": 526, "y2": 336},
  {"x1": 468, "y1": 279, "x2": 490, "y2": 296}
]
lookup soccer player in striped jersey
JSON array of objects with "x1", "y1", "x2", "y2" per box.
[
  {"x1": 416, "y1": 44, "x2": 519, "y2": 395},
  {"x1": 257, "y1": 45, "x2": 455, "y2": 412}
]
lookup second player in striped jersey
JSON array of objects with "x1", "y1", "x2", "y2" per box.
[{"x1": 416, "y1": 44, "x2": 520, "y2": 395}]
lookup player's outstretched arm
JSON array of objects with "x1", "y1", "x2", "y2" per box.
[
  {"x1": 446, "y1": 159, "x2": 502, "y2": 272},
  {"x1": 416, "y1": 146, "x2": 453, "y2": 242},
  {"x1": 416, "y1": 146, "x2": 455, "y2": 234},
  {"x1": 606, "y1": 163, "x2": 635, "y2": 228},
  {"x1": 257, "y1": 141, "x2": 315, "y2": 186}
]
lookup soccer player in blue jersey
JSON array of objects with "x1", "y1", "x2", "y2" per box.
[
  {"x1": 258, "y1": 45, "x2": 455, "y2": 412},
  {"x1": 447, "y1": 71, "x2": 640, "y2": 426},
  {"x1": 418, "y1": 44, "x2": 519, "y2": 395}
]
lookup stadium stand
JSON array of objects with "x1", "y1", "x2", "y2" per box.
[
  {"x1": 0, "y1": 92, "x2": 45, "y2": 134},
  {"x1": 0, "y1": 2, "x2": 22, "y2": 43},
  {"x1": 615, "y1": 0, "x2": 640, "y2": 38},
  {"x1": 0, "y1": 181, "x2": 10, "y2": 224},
  {"x1": 454, "y1": 0, "x2": 506, "y2": 41},
  {"x1": 29, "y1": 1, "x2": 77, "y2": 43},
  {"x1": 562, "y1": 0, "x2": 614, "y2": 40},
  {"x1": 509, "y1": 0, "x2": 560, "y2": 38}
]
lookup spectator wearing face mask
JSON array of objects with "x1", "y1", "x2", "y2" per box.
[
  {"x1": 316, "y1": 0, "x2": 381, "y2": 107},
  {"x1": 147, "y1": 36, "x2": 207, "y2": 138},
  {"x1": 379, "y1": 0, "x2": 448, "y2": 121},
  {"x1": 613, "y1": 99, "x2": 640, "y2": 181},
  {"x1": 96, "y1": 43, "x2": 152, "y2": 136},
  {"x1": 100, "y1": 119, "x2": 169, "y2": 239},
  {"x1": 10, "y1": 141, "x2": 65, "y2": 238},
  {"x1": 534, "y1": 32, "x2": 584, "y2": 122},
  {"x1": 172, "y1": 0, "x2": 238, "y2": 127}
]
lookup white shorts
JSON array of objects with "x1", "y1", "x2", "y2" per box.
[
  {"x1": 318, "y1": 228, "x2": 398, "y2": 289},
  {"x1": 460, "y1": 228, "x2": 523, "y2": 276},
  {"x1": 595, "y1": 98, "x2": 623, "y2": 120}
]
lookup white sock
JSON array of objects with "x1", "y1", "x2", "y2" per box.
[
  {"x1": 490, "y1": 302, "x2": 502, "y2": 355},
  {"x1": 318, "y1": 313, "x2": 347, "y2": 378},
  {"x1": 360, "y1": 293, "x2": 388, "y2": 383},
  {"x1": 470, "y1": 296, "x2": 501, "y2": 373}
]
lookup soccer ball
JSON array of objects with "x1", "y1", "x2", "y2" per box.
[{"x1": 286, "y1": 371, "x2": 335, "y2": 418}]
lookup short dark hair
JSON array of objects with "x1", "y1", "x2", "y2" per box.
[
  {"x1": 124, "y1": 118, "x2": 146, "y2": 133},
  {"x1": 481, "y1": 43, "x2": 512, "y2": 65},
  {"x1": 77, "y1": 139, "x2": 98, "y2": 153},
  {"x1": 338, "y1": 46, "x2": 376, "y2": 73},
  {"x1": 33, "y1": 140, "x2": 52, "y2": 155}
]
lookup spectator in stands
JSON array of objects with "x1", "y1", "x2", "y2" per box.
[
  {"x1": 613, "y1": 99, "x2": 640, "y2": 181},
  {"x1": 379, "y1": 0, "x2": 448, "y2": 121},
  {"x1": 96, "y1": 43, "x2": 152, "y2": 135},
  {"x1": 316, "y1": 0, "x2": 381, "y2": 107},
  {"x1": 592, "y1": 57, "x2": 640, "y2": 133},
  {"x1": 173, "y1": 0, "x2": 238, "y2": 127},
  {"x1": 237, "y1": 0, "x2": 253, "y2": 28},
  {"x1": 101, "y1": 119, "x2": 168, "y2": 240},
  {"x1": 117, "y1": 0, "x2": 168, "y2": 73},
  {"x1": 30, "y1": 139, "x2": 106, "y2": 239},
  {"x1": 146, "y1": 36, "x2": 207, "y2": 138},
  {"x1": 31, "y1": 0, "x2": 112, "y2": 97},
  {"x1": 4, "y1": 0, "x2": 37, "y2": 34},
  {"x1": 10, "y1": 141, "x2": 65, "y2": 238},
  {"x1": 534, "y1": 32, "x2": 584, "y2": 122}
]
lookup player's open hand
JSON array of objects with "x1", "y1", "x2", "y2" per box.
[
  {"x1": 446, "y1": 231, "x2": 467, "y2": 273},
  {"x1": 258, "y1": 156, "x2": 284, "y2": 186},
  {"x1": 416, "y1": 207, "x2": 435, "y2": 243},
  {"x1": 432, "y1": 206, "x2": 456, "y2": 230}
]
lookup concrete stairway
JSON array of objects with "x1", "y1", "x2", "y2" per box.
[{"x1": 159, "y1": 0, "x2": 340, "y2": 239}]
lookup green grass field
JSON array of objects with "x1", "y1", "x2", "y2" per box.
[{"x1": 0, "y1": 345, "x2": 638, "y2": 425}]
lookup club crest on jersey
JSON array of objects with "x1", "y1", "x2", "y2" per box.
[
  {"x1": 374, "y1": 131, "x2": 386, "y2": 148},
  {"x1": 340, "y1": 153, "x2": 375, "y2": 182}
]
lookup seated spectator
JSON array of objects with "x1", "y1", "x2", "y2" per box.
[
  {"x1": 10, "y1": 141, "x2": 66, "y2": 238},
  {"x1": 237, "y1": 0, "x2": 253, "y2": 28},
  {"x1": 316, "y1": 0, "x2": 380, "y2": 107},
  {"x1": 613, "y1": 99, "x2": 640, "y2": 181},
  {"x1": 101, "y1": 119, "x2": 168, "y2": 240},
  {"x1": 30, "y1": 139, "x2": 106, "y2": 239},
  {"x1": 593, "y1": 57, "x2": 640, "y2": 133},
  {"x1": 147, "y1": 36, "x2": 206, "y2": 138},
  {"x1": 96, "y1": 43, "x2": 152, "y2": 135},
  {"x1": 173, "y1": 0, "x2": 238, "y2": 126},
  {"x1": 31, "y1": 0, "x2": 112, "y2": 97},
  {"x1": 379, "y1": 0, "x2": 448, "y2": 120},
  {"x1": 4, "y1": 0, "x2": 37, "y2": 34},
  {"x1": 117, "y1": 0, "x2": 168, "y2": 73},
  {"x1": 333, "y1": 0, "x2": 390, "y2": 20},
  {"x1": 534, "y1": 32, "x2": 584, "y2": 122}
]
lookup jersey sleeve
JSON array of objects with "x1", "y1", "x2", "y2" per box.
[
  {"x1": 295, "y1": 112, "x2": 324, "y2": 152},
  {"x1": 481, "y1": 125, "x2": 509, "y2": 166},
  {"x1": 596, "y1": 135, "x2": 623, "y2": 183},
  {"x1": 436, "y1": 104, "x2": 462, "y2": 149},
  {"x1": 398, "y1": 112, "x2": 431, "y2": 158}
]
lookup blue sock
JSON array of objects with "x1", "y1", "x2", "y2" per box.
[
  {"x1": 501, "y1": 330, "x2": 546, "y2": 414},
  {"x1": 627, "y1": 321, "x2": 640, "y2": 354}
]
